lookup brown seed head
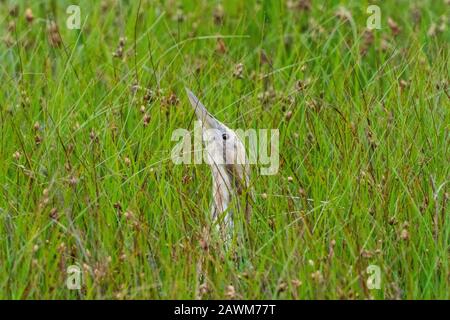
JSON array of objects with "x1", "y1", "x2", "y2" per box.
[
  {"x1": 13, "y1": 151, "x2": 21, "y2": 161},
  {"x1": 388, "y1": 17, "x2": 401, "y2": 36},
  {"x1": 216, "y1": 38, "x2": 227, "y2": 54},
  {"x1": 400, "y1": 229, "x2": 409, "y2": 241},
  {"x1": 25, "y1": 8, "x2": 34, "y2": 23}
]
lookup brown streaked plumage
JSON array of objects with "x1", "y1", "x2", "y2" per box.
[{"x1": 186, "y1": 88, "x2": 252, "y2": 243}]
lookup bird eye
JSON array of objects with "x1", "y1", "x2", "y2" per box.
[{"x1": 222, "y1": 133, "x2": 228, "y2": 140}]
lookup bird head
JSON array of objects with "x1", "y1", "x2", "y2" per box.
[
  {"x1": 185, "y1": 88, "x2": 245, "y2": 167},
  {"x1": 185, "y1": 88, "x2": 252, "y2": 225}
]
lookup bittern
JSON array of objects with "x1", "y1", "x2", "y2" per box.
[{"x1": 186, "y1": 88, "x2": 252, "y2": 243}]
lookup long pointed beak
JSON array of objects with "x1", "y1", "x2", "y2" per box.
[{"x1": 185, "y1": 88, "x2": 222, "y2": 129}]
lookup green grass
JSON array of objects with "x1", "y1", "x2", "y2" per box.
[{"x1": 0, "y1": 0, "x2": 449, "y2": 299}]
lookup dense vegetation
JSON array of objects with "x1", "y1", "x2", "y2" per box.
[{"x1": 0, "y1": 0, "x2": 448, "y2": 299}]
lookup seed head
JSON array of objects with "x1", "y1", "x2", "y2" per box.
[
  {"x1": 8, "y1": 21, "x2": 16, "y2": 32},
  {"x1": 216, "y1": 38, "x2": 227, "y2": 54},
  {"x1": 25, "y1": 8, "x2": 34, "y2": 23},
  {"x1": 35, "y1": 135, "x2": 43, "y2": 145},
  {"x1": 285, "y1": 110, "x2": 293, "y2": 121},
  {"x1": 388, "y1": 17, "x2": 401, "y2": 36},
  {"x1": 9, "y1": 5, "x2": 18, "y2": 17},
  {"x1": 311, "y1": 270, "x2": 323, "y2": 282},
  {"x1": 291, "y1": 279, "x2": 302, "y2": 287},
  {"x1": 143, "y1": 113, "x2": 151, "y2": 127},
  {"x1": 335, "y1": 6, "x2": 352, "y2": 22},
  {"x1": 400, "y1": 229, "x2": 409, "y2": 241},
  {"x1": 50, "y1": 208, "x2": 58, "y2": 220},
  {"x1": 225, "y1": 285, "x2": 236, "y2": 299},
  {"x1": 13, "y1": 151, "x2": 21, "y2": 161},
  {"x1": 199, "y1": 283, "x2": 209, "y2": 296},
  {"x1": 233, "y1": 63, "x2": 244, "y2": 79},
  {"x1": 277, "y1": 282, "x2": 288, "y2": 293},
  {"x1": 213, "y1": 4, "x2": 224, "y2": 25},
  {"x1": 69, "y1": 175, "x2": 79, "y2": 187}
]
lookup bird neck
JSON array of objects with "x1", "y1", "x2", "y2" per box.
[{"x1": 211, "y1": 164, "x2": 234, "y2": 220}]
